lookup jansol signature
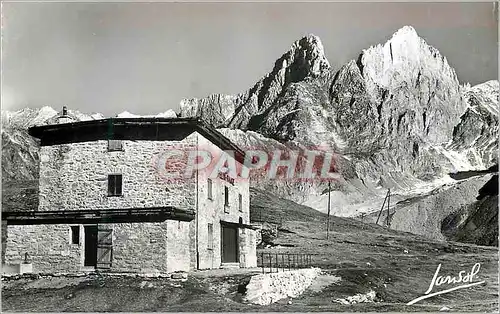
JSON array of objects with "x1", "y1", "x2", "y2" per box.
[{"x1": 407, "y1": 263, "x2": 485, "y2": 305}]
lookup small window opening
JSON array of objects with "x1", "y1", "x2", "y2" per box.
[
  {"x1": 108, "y1": 174, "x2": 123, "y2": 196},
  {"x1": 207, "y1": 179, "x2": 213, "y2": 200},
  {"x1": 224, "y1": 186, "x2": 229, "y2": 212}
]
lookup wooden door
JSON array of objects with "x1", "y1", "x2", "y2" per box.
[
  {"x1": 221, "y1": 225, "x2": 238, "y2": 263},
  {"x1": 84, "y1": 226, "x2": 98, "y2": 267}
]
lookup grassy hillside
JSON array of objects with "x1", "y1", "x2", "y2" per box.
[{"x1": 2, "y1": 188, "x2": 498, "y2": 312}]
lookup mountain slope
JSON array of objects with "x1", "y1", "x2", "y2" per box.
[
  {"x1": 3, "y1": 188, "x2": 498, "y2": 312},
  {"x1": 179, "y1": 26, "x2": 497, "y2": 219},
  {"x1": 2, "y1": 26, "x2": 498, "y2": 247},
  {"x1": 447, "y1": 80, "x2": 499, "y2": 169}
]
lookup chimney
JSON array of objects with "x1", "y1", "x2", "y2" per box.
[{"x1": 62, "y1": 106, "x2": 68, "y2": 116}]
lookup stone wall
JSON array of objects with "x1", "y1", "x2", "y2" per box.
[
  {"x1": 5, "y1": 221, "x2": 193, "y2": 274},
  {"x1": 238, "y1": 228, "x2": 258, "y2": 268},
  {"x1": 37, "y1": 136, "x2": 197, "y2": 211},
  {"x1": 245, "y1": 268, "x2": 322, "y2": 305},
  {"x1": 5, "y1": 224, "x2": 82, "y2": 273},
  {"x1": 111, "y1": 221, "x2": 191, "y2": 273}
]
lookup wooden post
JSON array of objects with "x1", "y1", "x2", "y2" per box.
[
  {"x1": 387, "y1": 189, "x2": 391, "y2": 228},
  {"x1": 376, "y1": 190, "x2": 389, "y2": 225}
]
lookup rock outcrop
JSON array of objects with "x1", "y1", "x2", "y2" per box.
[{"x1": 447, "y1": 80, "x2": 499, "y2": 168}]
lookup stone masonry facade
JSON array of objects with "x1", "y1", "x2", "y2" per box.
[
  {"x1": 5, "y1": 129, "x2": 256, "y2": 274},
  {"x1": 195, "y1": 134, "x2": 256, "y2": 269},
  {"x1": 37, "y1": 136, "x2": 197, "y2": 211}
]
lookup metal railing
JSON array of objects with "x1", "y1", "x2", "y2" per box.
[{"x1": 258, "y1": 252, "x2": 315, "y2": 273}]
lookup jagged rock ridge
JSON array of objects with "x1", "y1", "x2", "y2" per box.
[
  {"x1": 447, "y1": 80, "x2": 499, "y2": 168},
  {"x1": 180, "y1": 34, "x2": 331, "y2": 131},
  {"x1": 177, "y1": 25, "x2": 498, "y2": 219},
  {"x1": 179, "y1": 26, "x2": 495, "y2": 182}
]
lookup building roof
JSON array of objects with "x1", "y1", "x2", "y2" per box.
[
  {"x1": 2, "y1": 207, "x2": 195, "y2": 225},
  {"x1": 28, "y1": 117, "x2": 246, "y2": 163}
]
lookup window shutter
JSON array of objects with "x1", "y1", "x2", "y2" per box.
[
  {"x1": 108, "y1": 175, "x2": 114, "y2": 196},
  {"x1": 108, "y1": 140, "x2": 122, "y2": 151},
  {"x1": 96, "y1": 225, "x2": 113, "y2": 270}
]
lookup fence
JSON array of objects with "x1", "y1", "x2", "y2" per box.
[{"x1": 258, "y1": 252, "x2": 315, "y2": 273}]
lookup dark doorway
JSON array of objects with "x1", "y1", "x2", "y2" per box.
[
  {"x1": 221, "y1": 225, "x2": 238, "y2": 263},
  {"x1": 84, "y1": 226, "x2": 98, "y2": 267}
]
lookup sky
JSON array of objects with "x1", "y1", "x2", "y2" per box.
[{"x1": 2, "y1": 2, "x2": 498, "y2": 117}]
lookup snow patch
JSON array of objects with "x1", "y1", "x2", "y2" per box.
[
  {"x1": 116, "y1": 110, "x2": 178, "y2": 118},
  {"x1": 116, "y1": 111, "x2": 141, "y2": 118},
  {"x1": 333, "y1": 290, "x2": 377, "y2": 305}
]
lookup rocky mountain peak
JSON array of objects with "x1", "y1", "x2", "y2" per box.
[
  {"x1": 354, "y1": 25, "x2": 465, "y2": 149},
  {"x1": 390, "y1": 25, "x2": 419, "y2": 41},
  {"x1": 1, "y1": 106, "x2": 58, "y2": 129},
  {"x1": 179, "y1": 34, "x2": 331, "y2": 129},
  {"x1": 360, "y1": 25, "x2": 459, "y2": 94},
  {"x1": 282, "y1": 34, "x2": 331, "y2": 78}
]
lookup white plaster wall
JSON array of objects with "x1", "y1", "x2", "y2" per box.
[{"x1": 194, "y1": 133, "x2": 254, "y2": 269}]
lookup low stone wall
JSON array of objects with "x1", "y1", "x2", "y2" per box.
[{"x1": 244, "y1": 268, "x2": 321, "y2": 305}]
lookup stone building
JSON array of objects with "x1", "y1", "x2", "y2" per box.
[{"x1": 2, "y1": 108, "x2": 257, "y2": 274}]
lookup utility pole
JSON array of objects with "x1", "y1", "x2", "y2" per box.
[
  {"x1": 327, "y1": 181, "x2": 331, "y2": 240},
  {"x1": 386, "y1": 188, "x2": 391, "y2": 228},
  {"x1": 376, "y1": 189, "x2": 389, "y2": 226}
]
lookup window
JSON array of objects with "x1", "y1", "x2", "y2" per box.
[
  {"x1": 224, "y1": 186, "x2": 229, "y2": 212},
  {"x1": 238, "y1": 194, "x2": 243, "y2": 212},
  {"x1": 207, "y1": 179, "x2": 213, "y2": 200},
  {"x1": 71, "y1": 226, "x2": 80, "y2": 245},
  {"x1": 207, "y1": 223, "x2": 214, "y2": 250},
  {"x1": 108, "y1": 140, "x2": 123, "y2": 152},
  {"x1": 108, "y1": 174, "x2": 123, "y2": 196}
]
